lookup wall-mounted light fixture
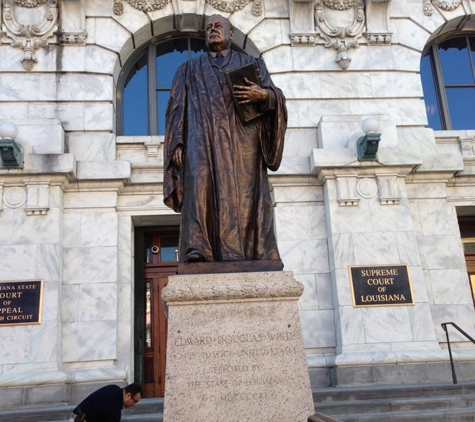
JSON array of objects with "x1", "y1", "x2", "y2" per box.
[
  {"x1": 356, "y1": 117, "x2": 381, "y2": 162},
  {"x1": 0, "y1": 122, "x2": 23, "y2": 169}
]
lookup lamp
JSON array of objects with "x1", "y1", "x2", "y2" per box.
[
  {"x1": 0, "y1": 122, "x2": 23, "y2": 169},
  {"x1": 356, "y1": 117, "x2": 381, "y2": 161}
]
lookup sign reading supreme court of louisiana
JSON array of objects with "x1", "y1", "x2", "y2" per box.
[
  {"x1": 348, "y1": 265, "x2": 414, "y2": 307},
  {"x1": 0, "y1": 280, "x2": 43, "y2": 326}
]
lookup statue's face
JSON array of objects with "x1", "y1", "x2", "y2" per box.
[{"x1": 206, "y1": 15, "x2": 233, "y2": 52}]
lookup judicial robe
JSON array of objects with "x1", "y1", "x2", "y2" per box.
[{"x1": 163, "y1": 50, "x2": 287, "y2": 262}]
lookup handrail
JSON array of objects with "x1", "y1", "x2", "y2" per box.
[{"x1": 441, "y1": 322, "x2": 475, "y2": 385}]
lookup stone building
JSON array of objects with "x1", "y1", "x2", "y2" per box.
[{"x1": 0, "y1": 0, "x2": 475, "y2": 407}]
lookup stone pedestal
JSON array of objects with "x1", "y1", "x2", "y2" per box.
[{"x1": 162, "y1": 271, "x2": 314, "y2": 422}]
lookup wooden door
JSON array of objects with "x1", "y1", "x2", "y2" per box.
[
  {"x1": 135, "y1": 229, "x2": 179, "y2": 398},
  {"x1": 459, "y1": 217, "x2": 475, "y2": 307}
]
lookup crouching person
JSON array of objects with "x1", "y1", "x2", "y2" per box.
[{"x1": 71, "y1": 383, "x2": 142, "y2": 422}]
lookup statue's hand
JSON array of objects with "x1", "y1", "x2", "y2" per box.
[
  {"x1": 233, "y1": 78, "x2": 269, "y2": 104},
  {"x1": 172, "y1": 145, "x2": 184, "y2": 169}
]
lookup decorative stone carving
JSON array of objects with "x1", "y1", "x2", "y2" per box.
[
  {"x1": 2, "y1": 0, "x2": 59, "y2": 70},
  {"x1": 113, "y1": 0, "x2": 263, "y2": 16},
  {"x1": 25, "y1": 183, "x2": 49, "y2": 215},
  {"x1": 337, "y1": 176, "x2": 359, "y2": 206},
  {"x1": 112, "y1": 0, "x2": 171, "y2": 15},
  {"x1": 356, "y1": 177, "x2": 377, "y2": 199},
  {"x1": 315, "y1": 0, "x2": 365, "y2": 69},
  {"x1": 289, "y1": 0, "x2": 317, "y2": 45},
  {"x1": 206, "y1": 0, "x2": 263, "y2": 16},
  {"x1": 58, "y1": 31, "x2": 86, "y2": 44},
  {"x1": 423, "y1": 0, "x2": 462, "y2": 16},
  {"x1": 14, "y1": 0, "x2": 48, "y2": 6},
  {"x1": 365, "y1": 0, "x2": 392, "y2": 45},
  {"x1": 58, "y1": 0, "x2": 86, "y2": 45},
  {"x1": 3, "y1": 186, "x2": 27, "y2": 209},
  {"x1": 459, "y1": 137, "x2": 474, "y2": 156},
  {"x1": 290, "y1": 32, "x2": 318, "y2": 45},
  {"x1": 147, "y1": 145, "x2": 159, "y2": 158},
  {"x1": 377, "y1": 175, "x2": 400, "y2": 205},
  {"x1": 162, "y1": 275, "x2": 304, "y2": 302}
]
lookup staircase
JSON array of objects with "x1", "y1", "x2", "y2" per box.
[
  {"x1": 0, "y1": 398, "x2": 164, "y2": 422},
  {"x1": 313, "y1": 381, "x2": 475, "y2": 421},
  {"x1": 1, "y1": 382, "x2": 475, "y2": 421}
]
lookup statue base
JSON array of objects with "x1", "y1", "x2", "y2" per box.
[
  {"x1": 161, "y1": 271, "x2": 315, "y2": 422},
  {"x1": 177, "y1": 259, "x2": 284, "y2": 274}
]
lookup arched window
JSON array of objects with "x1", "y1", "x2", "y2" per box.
[
  {"x1": 421, "y1": 34, "x2": 475, "y2": 130},
  {"x1": 118, "y1": 37, "x2": 207, "y2": 136}
]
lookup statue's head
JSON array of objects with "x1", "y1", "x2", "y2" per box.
[{"x1": 206, "y1": 15, "x2": 234, "y2": 52}]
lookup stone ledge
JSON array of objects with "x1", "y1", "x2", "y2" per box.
[
  {"x1": 76, "y1": 161, "x2": 131, "y2": 181},
  {"x1": 162, "y1": 271, "x2": 303, "y2": 303},
  {"x1": 330, "y1": 361, "x2": 475, "y2": 386}
]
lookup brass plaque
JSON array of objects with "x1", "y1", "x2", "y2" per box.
[
  {"x1": 348, "y1": 265, "x2": 414, "y2": 307},
  {"x1": 0, "y1": 280, "x2": 43, "y2": 326}
]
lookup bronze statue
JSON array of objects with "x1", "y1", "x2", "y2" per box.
[{"x1": 163, "y1": 14, "x2": 287, "y2": 263}]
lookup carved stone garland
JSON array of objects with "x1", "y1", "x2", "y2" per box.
[
  {"x1": 14, "y1": 0, "x2": 48, "y2": 6},
  {"x1": 423, "y1": 0, "x2": 462, "y2": 16},
  {"x1": 206, "y1": 0, "x2": 262, "y2": 17},
  {"x1": 113, "y1": 0, "x2": 262, "y2": 16},
  {"x1": 113, "y1": 0, "x2": 171, "y2": 15},
  {"x1": 315, "y1": 0, "x2": 365, "y2": 70},
  {"x1": 2, "y1": 0, "x2": 58, "y2": 70}
]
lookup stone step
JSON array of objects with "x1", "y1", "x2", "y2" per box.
[
  {"x1": 332, "y1": 406, "x2": 475, "y2": 422},
  {"x1": 122, "y1": 398, "x2": 164, "y2": 422},
  {"x1": 122, "y1": 415, "x2": 163, "y2": 421},
  {"x1": 123, "y1": 397, "x2": 164, "y2": 415},
  {"x1": 312, "y1": 381, "x2": 475, "y2": 403},
  {"x1": 0, "y1": 405, "x2": 73, "y2": 422},
  {"x1": 2, "y1": 382, "x2": 475, "y2": 422},
  {"x1": 309, "y1": 413, "x2": 342, "y2": 422},
  {"x1": 314, "y1": 394, "x2": 475, "y2": 415},
  {"x1": 312, "y1": 381, "x2": 475, "y2": 422},
  {"x1": 0, "y1": 398, "x2": 165, "y2": 422}
]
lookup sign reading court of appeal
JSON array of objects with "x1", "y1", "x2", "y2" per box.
[
  {"x1": 0, "y1": 280, "x2": 43, "y2": 325},
  {"x1": 348, "y1": 265, "x2": 414, "y2": 307}
]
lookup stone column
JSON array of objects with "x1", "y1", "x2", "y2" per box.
[{"x1": 310, "y1": 114, "x2": 470, "y2": 385}]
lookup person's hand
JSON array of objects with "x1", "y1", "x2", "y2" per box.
[
  {"x1": 233, "y1": 78, "x2": 269, "y2": 104},
  {"x1": 172, "y1": 145, "x2": 184, "y2": 169}
]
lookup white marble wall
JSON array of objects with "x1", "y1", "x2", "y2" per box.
[
  {"x1": 0, "y1": 0, "x2": 474, "y2": 396},
  {"x1": 61, "y1": 190, "x2": 119, "y2": 364},
  {"x1": 0, "y1": 185, "x2": 65, "y2": 387},
  {"x1": 410, "y1": 196, "x2": 474, "y2": 341},
  {"x1": 323, "y1": 175, "x2": 447, "y2": 362},
  {"x1": 273, "y1": 181, "x2": 334, "y2": 352}
]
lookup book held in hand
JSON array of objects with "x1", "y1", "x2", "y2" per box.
[{"x1": 226, "y1": 62, "x2": 265, "y2": 124}]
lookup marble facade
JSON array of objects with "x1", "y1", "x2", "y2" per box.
[{"x1": 0, "y1": 0, "x2": 475, "y2": 407}]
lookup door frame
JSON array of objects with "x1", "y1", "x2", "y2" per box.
[
  {"x1": 458, "y1": 216, "x2": 475, "y2": 308},
  {"x1": 134, "y1": 225, "x2": 179, "y2": 397}
]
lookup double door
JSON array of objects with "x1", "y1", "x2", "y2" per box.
[{"x1": 135, "y1": 228, "x2": 179, "y2": 397}]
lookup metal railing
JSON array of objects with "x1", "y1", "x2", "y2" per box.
[{"x1": 441, "y1": 322, "x2": 475, "y2": 384}]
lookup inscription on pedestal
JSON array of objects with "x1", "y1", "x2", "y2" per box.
[
  {"x1": 168, "y1": 311, "x2": 303, "y2": 404},
  {"x1": 174, "y1": 330, "x2": 299, "y2": 403},
  {"x1": 163, "y1": 272, "x2": 315, "y2": 421}
]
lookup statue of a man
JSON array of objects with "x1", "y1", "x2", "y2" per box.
[{"x1": 163, "y1": 14, "x2": 287, "y2": 263}]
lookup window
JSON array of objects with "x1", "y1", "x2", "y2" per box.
[
  {"x1": 421, "y1": 35, "x2": 475, "y2": 130},
  {"x1": 118, "y1": 37, "x2": 207, "y2": 136}
]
